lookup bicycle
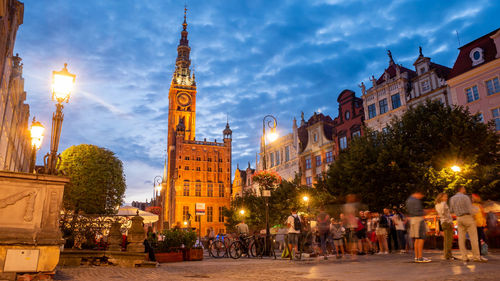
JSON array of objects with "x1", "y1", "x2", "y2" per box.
[
  {"x1": 228, "y1": 234, "x2": 258, "y2": 259},
  {"x1": 208, "y1": 234, "x2": 231, "y2": 258}
]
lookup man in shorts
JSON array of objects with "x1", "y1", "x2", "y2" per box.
[
  {"x1": 330, "y1": 218, "x2": 345, "y2": 258},
  {"x1": 406, "y1": 190, "x2": 430, "y2": 263},
  {"x1": 287, "y1": 208, "x2": 301, "y2": 259}
]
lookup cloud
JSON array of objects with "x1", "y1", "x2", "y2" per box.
[{"x1": 15, "y1": 0, "x2": 499, "y2": 203}]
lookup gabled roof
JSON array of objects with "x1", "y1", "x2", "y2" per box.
[
  {"x1": 376, "y1": 63, "x2": 416, "y2": 85},
  {"x1": 429, "y1": 62, "x2": 451, "y2": 80},
  {"x1": 448, "y1": 28, "x2": 500, "y2": 79},
  {"x1": 235, "y1": 168, "x2": 246, "y2": 184},
  {"x1": 297, "y1": 113, "x2": 335, "y2": 151}
]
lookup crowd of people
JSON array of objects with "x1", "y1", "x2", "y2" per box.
[{"x1": 278, "y1": 186, "x2": 496, "y2": 263}]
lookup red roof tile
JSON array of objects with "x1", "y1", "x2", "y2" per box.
[{"x1": 448, "y1": 28, "x2": 500, "y2": 79}]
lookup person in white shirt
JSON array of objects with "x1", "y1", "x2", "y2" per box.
[
  {"x1": 435, "y1": 193, "x2": 455, "y2": 260},
  {"x1": 236, "y1": 220, "x2": 249, "y2": 236}
]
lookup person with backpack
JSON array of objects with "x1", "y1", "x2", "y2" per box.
[
  {"x1": 317, "y1": 207, "x2": 331, "y2": 260},
  {"x1": 287, "y1": 208, "x2": 301, "y2": 259}
]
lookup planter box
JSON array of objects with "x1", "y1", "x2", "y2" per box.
[
  {"x1": 182, "y1": 248, "x2": 203, "y2": 261},
  {"x1": 154, "y1": 251, "x2": 183, "y2": 263}
]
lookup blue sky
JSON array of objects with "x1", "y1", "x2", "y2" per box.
[{"x1": 16, "y1": 0, "x2": 499, "y2": 203}]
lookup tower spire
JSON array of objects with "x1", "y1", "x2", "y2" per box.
[
  {"x1": 183, "y1": 4, "x2": 188, "y2": 31},
  {"x1": 173, "y1": 6, "x2": 194, "y2": 86}
]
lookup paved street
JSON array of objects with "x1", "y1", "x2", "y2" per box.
[{"x1": 54, "y1": 251, "x2": 500, "y2": 281}]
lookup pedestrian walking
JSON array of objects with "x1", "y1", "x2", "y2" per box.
[
  {"x1": 435, "y1": 193, "x2": 455, "y2": 260},
  {"x1": 356, "y1": 211, "x2": 368, "y2": 255},
  {"x1": 287, "y1": 208, "x2": 301, "y2": 259},
  {"x1": 393, "y1": 210, "x2": 407, "y2": 254},
  {"x1": 343, "y1": 194, "x2": 360, "y2": 259},
  {"x1": 330, "y1": 218, "x2": 345, "y2": 258},
  {"x1": 471, "y1": 194, "x2": 487, "y2": 256},
  {"x1": 317, "y1": 207, "x2": 331, "y2": 259},
  {"x1": 376, "y1": 211, "x2": 389, "y2": 254},
  {"x1": 406, "y1": 190, "x2": 431, "y2": 263},
  {"x1": 450, "y1": 187, "x2": 487, "y2": 262},
  {"x1": 385, "y1": 209, "x2": 398, "y2": 253}
]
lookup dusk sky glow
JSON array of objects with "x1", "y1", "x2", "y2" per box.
[{"x1": 17, "y1": 0, "x2": 499, "y2": 203}]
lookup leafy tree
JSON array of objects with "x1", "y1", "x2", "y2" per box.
[
  {"x1": 60, "y1": 144, "x2": 126, "y2": 215},
  {"x1": 224, "y1": 178, "x2": 338, "y2": 232},
  {"x1": 326, "y1": 101, "x2": 499, "y2": 210}
]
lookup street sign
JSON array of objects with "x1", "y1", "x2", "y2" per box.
[{"x1": 195, "y1": 203, "x2": 206, "y2": 215}]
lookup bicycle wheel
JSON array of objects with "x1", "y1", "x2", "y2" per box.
[
  {"x1": 228, "y1": 241, "x2": 244, "y2": 259},
  {"x1": 249, "y1": 239, "x2": 264, "y2": 257},
  {"x1": 210, "y1": 240, "x2": 227, "y2": 258}
]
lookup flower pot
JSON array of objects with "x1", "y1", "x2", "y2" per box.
[
  {"x1": 154, "y1": 251, "x2": 183, "y2": 263},
  {"x1": 182, "y1": 248, "x2": 203, "y2": 261}
]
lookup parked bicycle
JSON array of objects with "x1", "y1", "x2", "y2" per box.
[
  {"x1": 228, "y1": 234, "x2": 261, "y2": 259},
  {"x1": 208, "y1": 234, "x2": 231, "y2": 258}
]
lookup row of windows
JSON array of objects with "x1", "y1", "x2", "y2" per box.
[
  {"x1": 305, "y1": 173, "x2": 323, "y2": 187},
  {"x1": 184, "y1": 166, "x2": 228, "y2": 172},
  {"x1": 367, "y1": 94, "x2": 401, "y2": 119},
  {"x1": 466, "y1": 77, "x2": 500, "y2": 103},
  {"x1": 182, "y1": 156, "x2": 228, "y2": 162},
  {"x1": 183, "y1": 182, "x2": 225, "y2": 197},
  {"x1": 269, "y1": 146, "x2": 291, "y2": 167},
  {"x1": 182, "y1": 206, "x2": 225, "y2": 223},
  {"x1": 304, "y1": 151, "x2": 336, "y2": 170}
]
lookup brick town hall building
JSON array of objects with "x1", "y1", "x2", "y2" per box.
[{"x1": 161, "y1": 10, "x2": 232, "y2": 235}]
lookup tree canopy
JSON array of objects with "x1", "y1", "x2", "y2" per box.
[
  {"x1": 60, "y1": 144, "x2": 126, "y2": 215},
  {"x1": 224, "y1": 178, "x2": 337, "y2": 232},
  {"x1": 325, "y1": 101, "x2": 499, "y2": 210}
]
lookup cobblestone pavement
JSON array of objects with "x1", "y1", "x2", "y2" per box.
[{"x1": 54, "y1": 251, "x2": 500, "y2": 281}]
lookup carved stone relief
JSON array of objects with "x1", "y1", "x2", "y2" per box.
[{"x1": 0, "y1": 190, "x2": 37, "y2": 222}]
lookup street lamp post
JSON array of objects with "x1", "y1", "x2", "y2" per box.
[
  {"x1": 262, "y1": 114, "x2": 277, "y2": 256},
  {"x1": 43, "y1": 63, "x2": 76, "y2": 175},
  {"x1": 29, "y1": 117, "x2": 45, "y2": 173}
]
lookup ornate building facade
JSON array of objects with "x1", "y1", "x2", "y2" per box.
[
  {"x1": 408, "y1": 47, "x2": 451, "y2": 107},
  {"x1": 162, "y1": 11, "x2": 232, "y2": 235},
  {"x1": 297, "y1": 90, "x2": 364, "y2": 186},
  {"x1": 447, "y1": 28, "x2": 500, "y2": 132},
  {"x1": 0, "y1": 0, "x2": 31, "y2": 172},
  {"x1": 232, "y1": 162, "x2": 257, "y2": 198},
  {"x1": 362, "y1": 49, "x2": 452, "y2": 132},
  {"x1": 297, "y1": 112, "x2": 336, "y2": 186},
  {"x1": 256, "y1": 119, "x2": 300, "y2": 182},
  {"x1": 252, "y1": 90, "x2": 364, "y2": 188},
  {"x1": 361, "y1": 51, "x2": 416, "y2": 132}
]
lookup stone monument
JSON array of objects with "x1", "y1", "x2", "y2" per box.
[{"x1": 0, "y1": 171, "x2": 68, "y2": 280}]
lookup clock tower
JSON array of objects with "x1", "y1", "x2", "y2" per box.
[
  {"x1": 162, "y1": 7, "x2": 232, "y2": 234},
  {"x1": 168, "y1": 7, "x2": 196, "y2": 146}
]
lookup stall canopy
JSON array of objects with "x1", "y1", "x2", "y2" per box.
[
  {"x1": 117, "y1": 206, "x2": 159, "y2": 224},
  {"x1": 483, "y1": 200, "x2": 500, "y2": 213}
]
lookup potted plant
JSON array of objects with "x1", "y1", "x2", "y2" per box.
[
  {"x1": 181, "y1": 230, "x2": 203, "y2": 261},
  {"x1": 154, "y1": 230, "x2": 184, "y2": 263}
]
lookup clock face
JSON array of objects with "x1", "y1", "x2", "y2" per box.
[{"x1": 176, "y1": 92, "x2": 191, "y2": 107}]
